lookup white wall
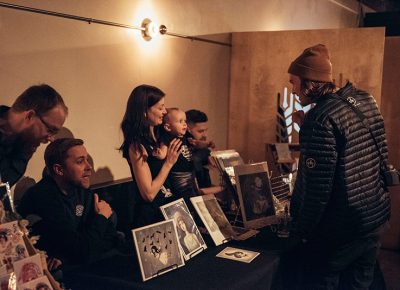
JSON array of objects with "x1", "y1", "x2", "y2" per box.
[{"x1": 0, "y1": 0, "x2": 365, "y2": 184}]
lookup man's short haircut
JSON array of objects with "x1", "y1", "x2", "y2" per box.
[
  {"x1": 185, "y1": 109, "x2": 208, "y2": 125},
  {"x1": 45, "y1": 138, "x2": 84, "y2": 175},
  {"x1": 12, "y1": 84, "x2": 68, "y2": 115}
]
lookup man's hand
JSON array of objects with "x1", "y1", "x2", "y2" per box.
[
  {"x1": 188, "y1": 138, "x2": 215, "y2": 149},
  {"x1": 94, "y1": 193, "x2": 112, "y2": 219},
  {"x1": 293, "y1": 110, "x2": 305, "y2": 127},
  {"x1": 47, "y1": 257, "x2": 62, "y2": 271},
  {"x1": 164, "y1": 138, "x2": 182, "y2": 167}
]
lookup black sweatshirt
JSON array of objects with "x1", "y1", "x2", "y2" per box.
[{"x1": 18, "y1": 176, "x2": 121, "y2": 265}]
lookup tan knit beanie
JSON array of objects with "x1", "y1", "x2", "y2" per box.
[{"x1": 288, "y1": 44, "x2": 332, "y2": 82}]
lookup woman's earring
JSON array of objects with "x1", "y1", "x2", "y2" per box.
[{"x1": 144, "y1": 112, "x2": 147, "y2": 118}]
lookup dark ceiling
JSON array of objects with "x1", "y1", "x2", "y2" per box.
[{"x1": 360, "y1": 0, "x2": 400, "y2": 12}]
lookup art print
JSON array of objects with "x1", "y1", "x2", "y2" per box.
[
  {"x1": 190, "y1": 195, "x2": 258, "y2": 245},
  {"x1": 234, "y1": 162, "x2": 276, "y2": 229},
  {"x1": 216, "y1": 247, "x2": 260, "y2": 263},
  {"x1": 13, "y1": 253, "x2": 43, "y2": 285},
  {"x1": 160, "y1": 198, "x2": 206, "y2": 260},
  {"x1": 210, "y1": 150, "x2": 244, "y2": 186},
  {"x1": 0, "y1": 221, "x2": 28, "y2": 272},
  {"x1": 132, "y1": 220, "x2": 184, "y2": 281},
  {"x1": 18, "y1": 275, "x2": 53, "y2": 290}
]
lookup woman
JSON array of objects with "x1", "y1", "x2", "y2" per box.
[
  {"x1": 176, "y1": 215, "x2": 201, "y2": 253},
  {"x1": 120, "y1": 85, "x2": 181, "y2": 228}
]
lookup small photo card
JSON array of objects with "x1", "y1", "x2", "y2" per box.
[
  {"x1": 216, "y1": 247, "x2": 260, "y2": 263},
  {"x1": 18, "y1": 275, "x2": 53, "y2": 290},
  {"x1": 0, "y1": 220, "x2": 29, "y2": 272},
  {"x1": 13, "y1": 253, "x2": 44, "y2": 285}
]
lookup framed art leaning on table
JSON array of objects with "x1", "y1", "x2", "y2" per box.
[
  {"x1": 160, "y1": 198, "x2": 207, "y2": 260},
  {"x1": 132, "y1": 219, "x2": 185, "y2": 282},
  {"x1": 234, "y1": 162, "x2": 276, "y2": 229}
]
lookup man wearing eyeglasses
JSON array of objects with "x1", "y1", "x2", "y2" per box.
[{"x1": 0, "y1": 84, "x2": 68, "y2": 187}]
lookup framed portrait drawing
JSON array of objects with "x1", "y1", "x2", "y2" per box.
[
  {"x1": 0, "y1": 220, "x2": 28, "y2": 272},
  {"x1": 234, "y1": 162, "x2": 276, "y2": 229},
  {"x1": 13, "y1": 253, "x2": 44, "y2": 285},
  {"x1": 19, "y1": 275, "x2": 53, "y2": 290},
  {"x1": 190, "y1": 195, "x2": 258, "y2": 246},
  {"x1": 160, "y1": 198, "x2": 206, "y2": 260},
  {"x1": 132, "y1": 220, "x2": 185, "y2": 282}
]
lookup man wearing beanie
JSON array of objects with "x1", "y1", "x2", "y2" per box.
[{"x1": 286, "y1": 44, "x2": 390, "y2": 289}]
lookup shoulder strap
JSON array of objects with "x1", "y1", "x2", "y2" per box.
[{"x1": 330, "y1": 93, "x2": 387, "y2": 169}]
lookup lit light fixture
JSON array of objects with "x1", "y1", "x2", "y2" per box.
[
  {"x1": 141, "y1": 18, "x2": 160, "y2": 41},
  {"x1": 0, "y1": 2, "x2": 231, "y2": 47}
]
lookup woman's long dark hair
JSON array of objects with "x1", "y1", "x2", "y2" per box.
[{"x1": 119, "y1": 84, "x2": 165, "y2": 159}]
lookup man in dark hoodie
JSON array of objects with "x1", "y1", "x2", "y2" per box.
[
  {"x1": 287, "y1": 44, "x2": 390, "y2": 289},
  {"x1": 18, "y1": 138, "x2": 127, "y2": 265}
]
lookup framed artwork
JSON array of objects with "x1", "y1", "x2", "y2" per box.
[
  {"x1": 19, "y1": 275, "x2": 53, "y2": 290},
  {"x1": 234, "y1": 162, "x2": 276, "y2": 229},
  {"x1": 13, "y1": 253, "x2": 44, "y2": 285},
  {"x1": 190, "y1": 195, "x2": 258, "y2": 246},
  {"x1": 160, "y1": 198, "x2": 206, "y2": 260},
  {"x1": 132, "y1": 220, "x2": 185, "y2": 281},
  {"x1": 0, "y1": 220, "x2": 28, "y2": 272},
  {"x1": 210, "y1": 150, "x2": 244, "y2": 186}
]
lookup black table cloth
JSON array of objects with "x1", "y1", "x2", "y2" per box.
[{"x1": 63, "y1": 228, "x2": 284, "y2": 290}]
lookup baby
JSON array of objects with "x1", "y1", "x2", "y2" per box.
[{"x1": 161, "y1": 108, "x2": 198, "y2": 202}]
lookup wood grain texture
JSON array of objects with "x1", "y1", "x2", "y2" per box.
[
  {"x1": 229, "y1": 28, "x2": 385, "y2": 163},
  {"x1": 380, "y1": 37, "x2": 400, "y2": 250}
]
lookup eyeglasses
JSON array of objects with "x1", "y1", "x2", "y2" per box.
[{"x1": 36, "y1": 113, "x2": 60, "y2": 135}]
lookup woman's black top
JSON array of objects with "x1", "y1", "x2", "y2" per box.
[{"x1": 123, "y1": 139, "x2": 175, "y2": 228}]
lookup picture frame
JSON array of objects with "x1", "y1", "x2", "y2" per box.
[
  {"x1": 190, "y1": 195, "x2": 258, "y2": 246},
  {"x1": 160, "y1": 198, "x2": 207, "y2": 260},
  {"x1": 13, "y1": 253, "x2": 44, "y2": 285},
  {"x1": 210, "y1": 150, "x2": 244, "y2": 186},
  {"x1": 234, "y1": 162, "x2": 276, "y2": 229},
  {"x1": 132, "y1": 219, "x2": 185, "y2": 282},
  {"x1": 0, "y1": 220, "x2": 29, "y2": 272},
  {"x1": 18, "y1": 275, "x2": 53, "y2": 290}
]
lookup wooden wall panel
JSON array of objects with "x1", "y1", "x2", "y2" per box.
[
  {"x1": 229, "y1": 28, "x2": 385, "y2": 163},
  {"x1": 380, "y1": 37, "x2": 400, "y2": 250}
]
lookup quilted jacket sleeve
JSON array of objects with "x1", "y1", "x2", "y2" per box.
[{"x1": 290, "y1": 116, "x2": 338, "y2": 241}]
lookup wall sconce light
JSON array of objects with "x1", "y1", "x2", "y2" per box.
[
  {"x1": 141, "y1": 18, "x2": 159, "y2": 41},
  {"x1": 0, "y1": 2, "x2": 231, "y2": 47}
]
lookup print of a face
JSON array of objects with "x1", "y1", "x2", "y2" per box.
[{"x1": 254, "y1": 176, "x2": 263, "y2": 188}]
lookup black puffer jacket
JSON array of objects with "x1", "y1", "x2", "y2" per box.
[{"x1": 290, "y1": 83, "x2": 390, "y2": 245}]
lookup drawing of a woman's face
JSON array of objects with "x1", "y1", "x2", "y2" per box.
[
  {"x1": 254, "y1": 176, "x2": 263, "y2": 188},
  {"x1": 178, "y1": 219, "x2": 187, "y2": 232}
]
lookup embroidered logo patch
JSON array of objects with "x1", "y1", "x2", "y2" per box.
[
  {"x1": 306, "y1": 158, "x2": 316, "y2": 168},
  {"x1": 346, "y1": 96, "x2": 359, "y2": 107},
  {"x1": 76, "y1": 205, "x2": 84, "y2": 216}
]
